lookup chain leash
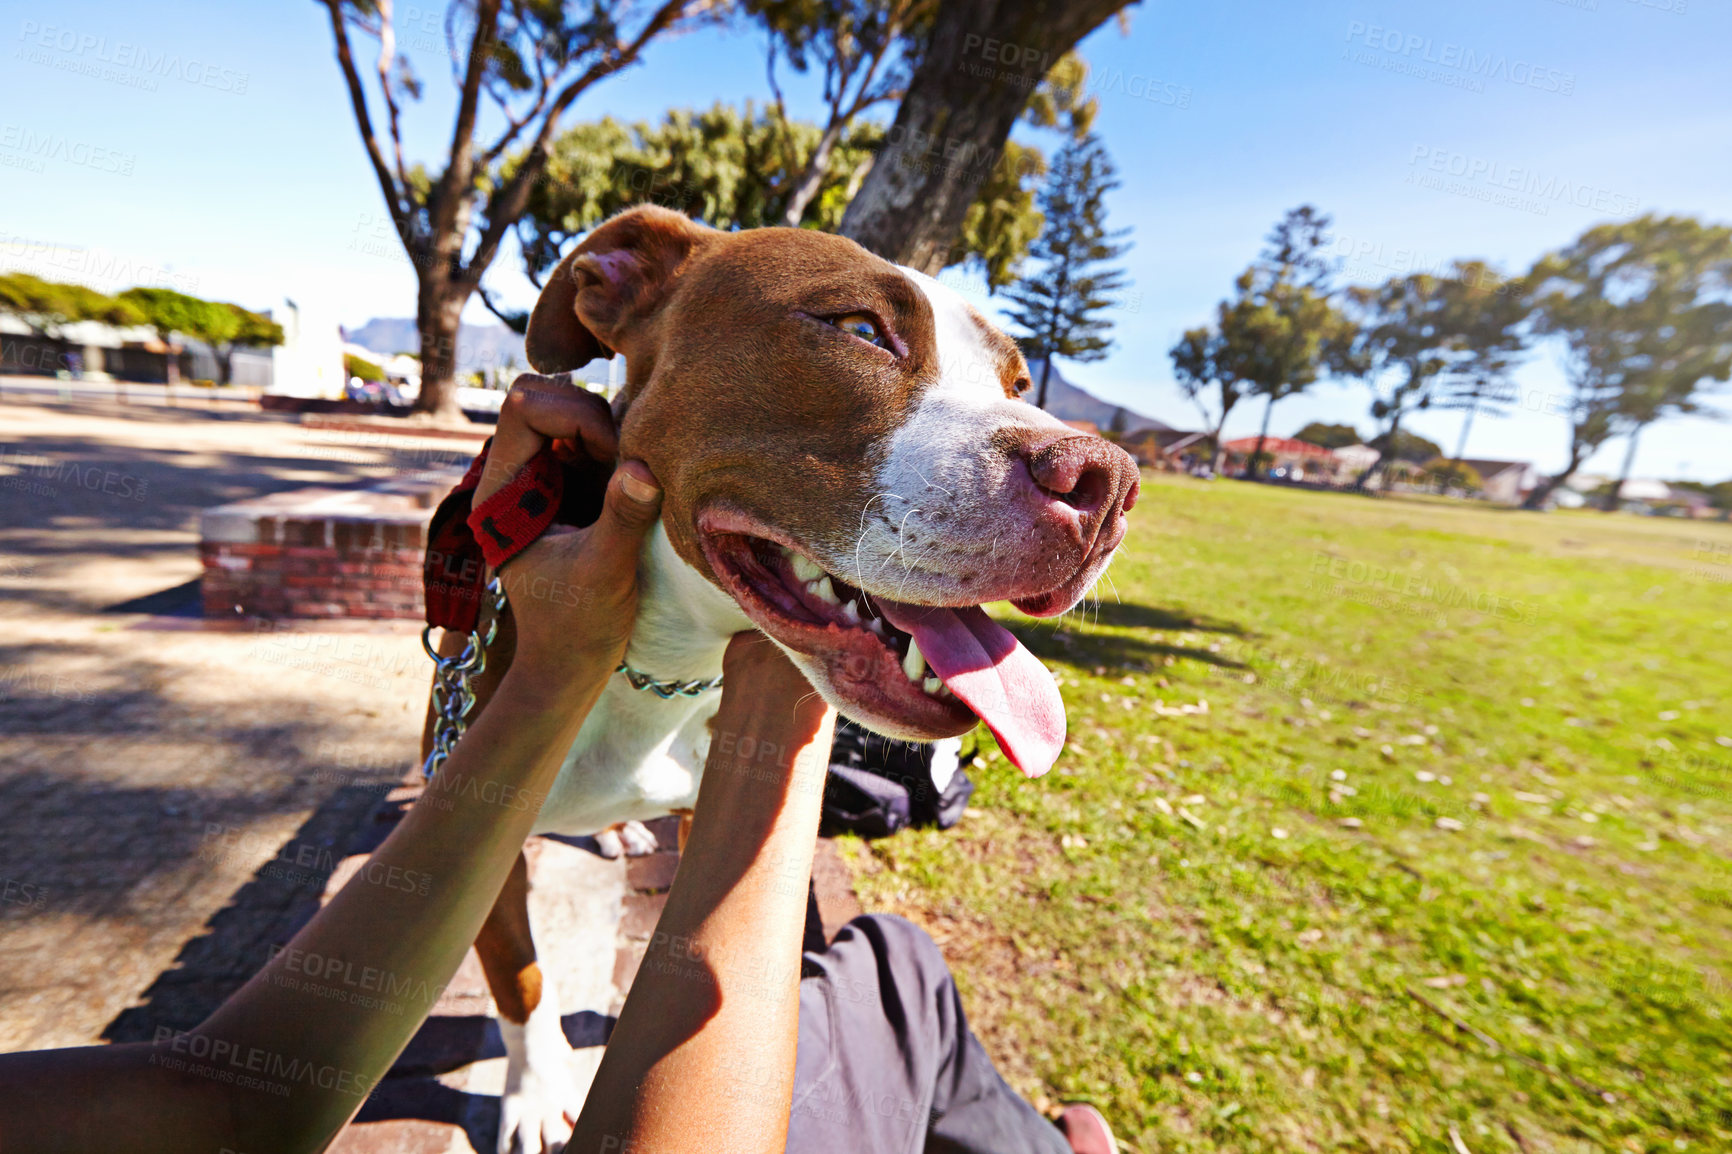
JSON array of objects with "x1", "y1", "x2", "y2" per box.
[
  {"x1": 420, "y1": 576, "x2": 508, "y2": 780},
  {"x1": 419, "y1": 576, "x2": 724, "y2": 779},
  {"x1": 614, "y1": 663, "x2": 724, "y2": 699}
]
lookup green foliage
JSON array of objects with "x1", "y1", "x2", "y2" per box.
[
  {"x1": 227, "y1": 305, "x2": 284, "y2": 349},
  {"x1": 851, "y1": 476, "x2": 1732, "y2": 1152},
  {"x1": 1002, "y1": 132, "x2": 1130, "y2": 407},
  {"x1": 1293, "y1": 421, "x2": 1362, "y2": 449},
  {"x1": 118, "y1": 287, "x2": 241, "y2": 347},
  {"x1": 1176, "y1": 207, "x2": 1354, "y2": 474},
  {"x1": 344, "y1": 352, "x2": 386, "y2": 382},
  {"x1": 1527, "y1": 214, "x2": 1732, "y2": 504},
  {"x1": 1360, "y1": 428, "x2": 1444, "y2": 466},
  {"x1": 1344, "y1": 258, "x2": 1528, "y2": 483},
  {"x1": 517, "y1": 101, "x2": 1046, "y2": 291},
  {"x1": 515, "y1": 102, "x2": 853, "y2": 271},
  {"x1": 0, "y1": 272, "x2": 142, "y2": 334},
  {"x1": 1420, "y1": 456, "x2": 1484, "y2": 492},
  {"x1": 1668, "y1": 478, "x2": 1732, "y2": 511},
  {"x1": 956, "y1": 138, "x2": 1046, "y2": 292}
]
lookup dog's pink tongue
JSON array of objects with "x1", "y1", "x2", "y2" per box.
[{"x1": 876, "y1": 601, "x2": 1065, "y2": 778}]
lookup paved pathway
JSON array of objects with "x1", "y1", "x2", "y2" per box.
[{"x1": 0, "y1": 395, "x2": 864, "y2": 1152}]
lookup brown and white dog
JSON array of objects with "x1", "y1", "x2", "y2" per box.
[{"x1": 421, "y1": 206, "x2": 1138, "y2": 1153}]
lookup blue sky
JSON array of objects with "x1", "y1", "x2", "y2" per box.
[{"x1": 3, "y1": 0, "x2": 1728, "y2": 480}]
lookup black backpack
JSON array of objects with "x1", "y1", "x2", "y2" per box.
[{"x1": 819, "y1": 717, "x2": 975, "y2": 838}]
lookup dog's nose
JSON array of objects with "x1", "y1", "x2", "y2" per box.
[{"x1": 1024, "y1": 435, "x2": 1140, "y2": 522}]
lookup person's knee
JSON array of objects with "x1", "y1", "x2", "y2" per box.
[{"x1": 841, "y1": 915, "x2": 961, "y2": 1029}]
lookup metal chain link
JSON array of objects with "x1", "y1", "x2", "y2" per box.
[
  {"x1": 420, "y1": 576, "x2": 507, "y2": 780},
  {"x1": 614, "y1": 663, "x2": 724, "y2": 699}
]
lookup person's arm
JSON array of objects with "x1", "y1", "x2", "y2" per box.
[
  {"x1": 0, "y1": 380, "x2": 659, "y2": 1154},
  {"x1": 570, "y1": 635, "x2": 835, "y2": 1154}
]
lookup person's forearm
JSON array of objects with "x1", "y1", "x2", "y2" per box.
[
  {"x1": 203, "y1": 662, "x2": 611, "y2": 1151},
  {"x1": 0, "y1": 658, "x2": 611, "y2": 1154},
  {"x1": 572, "y1": 645, "x2": 835, "y2": 1154}
]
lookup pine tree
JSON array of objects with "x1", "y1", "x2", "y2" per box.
[{"x1": 1002, "y1": 132, "x2": 1130, "y2": 410}]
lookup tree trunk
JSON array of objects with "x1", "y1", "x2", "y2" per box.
[
  {"x1": 1452, "y1": 404, "x2": 1476, "y2": 464},
  {"x1": 838, "y1": 0, "x2": 1135, "y2": 267},
  {"x1": 1035, "y1": 354, "x2": 1055, "y2": 410},
  {"x1": 1208, "y1": 416, "x2": 1228, "y2": 475},
  {"x1": 1522, "y1": 420, "x2": 1601, "y2": 510},
  {"x1": 1605, "y1": 426, "x2": 1643, "y2": 513},
  {"x1": 1357, "y1": 410, "x2": 1402, "y2": 492},
  {"x1": 1250, "y1": 394, "x2": 1275, "y2": 479},
  {"x1": 414, "y1": 289, "x2": 468, "y2": 423},
  {"x1": 781, "y1": 119, "x2": 847, "y2": 228},
  {"x1": 213, "y1": 344, "x2": 233, "y2": 387}
]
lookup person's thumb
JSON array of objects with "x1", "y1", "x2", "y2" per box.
[{"x1": 589, "y1": 460, "x2": 663, "y2": 558}]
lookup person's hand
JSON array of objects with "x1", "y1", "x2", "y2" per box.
[{"x1": 479, "y1": 373, "x2": 663, "y2": 693}]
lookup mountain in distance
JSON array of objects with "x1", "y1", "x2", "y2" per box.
[
  {"x1": 344, "y1": 320, "x2": 1171, "y2": 424},
  {"x1": 343, "y1": 318, "x2": 608, "y2": 384},
  {"x1": 1030, "y1": 359, "x2": 1170, "y2": 434}
]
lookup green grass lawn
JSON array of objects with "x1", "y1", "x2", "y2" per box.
[{"x1": 841, "y1": 474, "x2": 1732, "y2": 1154}]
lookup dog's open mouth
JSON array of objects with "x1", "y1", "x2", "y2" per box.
[{"x1": 699, "y1": 519, "x2": 1067, "y2": 778}]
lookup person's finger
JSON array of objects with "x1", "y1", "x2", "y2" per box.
[
  {"x1": 578, "y1": 460, "x2": 662, "y2": 585},
  {"x1": 477, "y1": 374, "x2": 618, "y2": 504}
]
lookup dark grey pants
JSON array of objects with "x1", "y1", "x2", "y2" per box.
[{"x1": 787, "y1": 915, "x2": 1070, "y2": 1154}]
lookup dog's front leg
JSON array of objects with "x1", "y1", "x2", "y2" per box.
[{"x1": 478, "y1": 852, "x2": 582, "y2": 1154}]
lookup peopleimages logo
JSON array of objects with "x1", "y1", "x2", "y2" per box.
[
  {"x1": 1342, "y1": 22, "x2": 1576, "y2": 96},
  {"x1": 16, "y1": 20, "x2": 250, "y2": 94},
  {"x1": 1406, "y1": 146, "x2": 1639, "y2": 218}
]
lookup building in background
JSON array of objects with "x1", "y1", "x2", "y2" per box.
[{"x1": 267, "y1": 297, "x2": 345, "y2": 400}]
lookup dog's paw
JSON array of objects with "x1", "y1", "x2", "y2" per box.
[
  {"x1": 593, "y1": 820, "x2": 659, "y2": 859},
  {"x1": 497, "y1": 1018, "x2": 583, "y2": 1154},
  {"x1": 497, "y1": 1077, "x2": 579, "y2": 1154}
]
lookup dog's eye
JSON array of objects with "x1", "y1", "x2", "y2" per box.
[{"x1": 830, "y1": 313, "x2": 890, "y2": 350}]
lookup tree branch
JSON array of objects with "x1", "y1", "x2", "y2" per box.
[
  {"x1": 459, "y1": 0, "x2": 696, "y2": 292},
  {"x1": 322, "y1": 0, "x2": 411, "y2": 242},
  {"x1": 373, "y1": 0, "x2": 411, "y2": 194},
  {"x1": 430, "y1": 0, "x2": 504, "y2": 259},
  {"x1": 474, "y1": 282, "x2": 529, "y2": 334}
]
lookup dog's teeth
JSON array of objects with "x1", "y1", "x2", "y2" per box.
[
  {"x1": 790, "y1": 554, "x2": 825, "y2": 583},
  {"x1": 866, "y1": 617, "x2": 886, "y2": 638},
  {"x1": 808, "y1": 576, "x2": 840, "y2": 606},
  {"x1": 938, "y1": 684, "x2": 954, "y2": 699},
  {"x1": 902, "y1": 637, "x2": 925, "y2": 683},
  {"x1": 923, "y1": 676, "x2": 943, "y2": 696},
  {"x1": 840, "y1": 599, "x2": 861, "y2": 625}
]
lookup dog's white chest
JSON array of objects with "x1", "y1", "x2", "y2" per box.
[{"x1": 529, "y1": 522, "x2": 748, "y2": 836}]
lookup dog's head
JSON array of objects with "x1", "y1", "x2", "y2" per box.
[{"x1": 526, "y1": 206, "x2": 1139, "y2": 777}]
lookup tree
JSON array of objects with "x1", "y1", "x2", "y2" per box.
[
  {"x1": 1294, "y1": 421, "x2": 1362, "y2": 449},
  {"x1": 1342, "y1": 270, "x2": 1462, "y2": 489},
  {"x1": 513, "y1": 100, "x2": 1050, "y2": 297},
  {"x1": 748, "y1": 0, "x2": 935, "y2": 226},
  {"x1": 1237, "y1": 207, "x2": 1355, "y2": 478},
  {"x1": 209, "y1": 305, "x2": 284, "y2": 385},
  {"x1": 118, "y1": 287, "x2": 246, "y2": 386},
  {"x1": 319, "y1": 0, "x2": 710, "y2": 421},
  {"x1": 1168, "y1": 323, "x2": 1241, "y2": 474},
  {"x1": 1524, "y1": 215, "x2": 1732, "y2": 510},
  {"x1": 1430, "y1": 261, "x2": 1530, "y2": 467},
  {"x1": 837, "y1": 0, "x2": 1139, "y2": 269},
  {"x1": 0, "y1": 273, "x2": 141, "y2": 336},
  {"x1": 1002, "y1": 132, "x2": 1129, "y2": 410},
  {"x1": 1421, "y1": 457, "x2": 1483, "y2": 494},
  {"x1": 1389, "y1": 429, "x2": 1443, "y2": 464}
]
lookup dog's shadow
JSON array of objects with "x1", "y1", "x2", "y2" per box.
[{"x1": 350, "y1": 1010, "x2": 615, "y2": 1151}]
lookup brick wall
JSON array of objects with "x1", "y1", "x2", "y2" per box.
[{"x1": 200, "y1": 469, "x2": 465, "y2": 620}]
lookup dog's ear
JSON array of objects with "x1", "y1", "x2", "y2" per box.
[{"x1": 525, "y1": 206, "x2": 713, "y2": 374}]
